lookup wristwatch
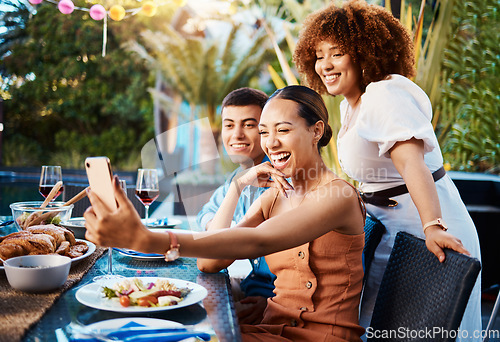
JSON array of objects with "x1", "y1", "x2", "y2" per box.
[
  {"x1": 164, "y1": 231, "x2": 180, "y2": 261},
  {"x1": 423, "y1": 218, "x2": 448, "y2": 234}
]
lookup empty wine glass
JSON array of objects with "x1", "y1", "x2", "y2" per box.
[
  {"x1": 135, "y1": 169, "x2": 159, "y2": 225},
  {"x1": 93, "y1": 180, "x2": 127, "y2": 283},
  {"x1": 39, "y1": 166, "x2": 63, "y2": 201}
]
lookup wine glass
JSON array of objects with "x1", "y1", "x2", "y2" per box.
[
  {"x1": 135, "y1": 169, "x2": 159, "y2": 225},
  {"x1": 39, "y1": 166, "x2": 63, "y2": 201},
  {"x1": 93, "y1": 180, "x2": 127, "y2": 282}
]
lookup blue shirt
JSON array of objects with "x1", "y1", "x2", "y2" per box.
[{"x1": 196, "y1": 156, "x2": 276, "y2": 298}]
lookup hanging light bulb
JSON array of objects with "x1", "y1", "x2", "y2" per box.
[
  {"x1": 58, "y1": 0, "x2": 75, "y2": 14},
  {"x1": 141, "y1": 1, "x2": 157, "y2": 17},
  {"x1": 109, "y1": 5, "x2": 125, "y2": 21},
  {"x1": 90, "y1": 4, "x2": 106, "y2": 21}
]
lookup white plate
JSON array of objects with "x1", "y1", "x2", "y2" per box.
[
  {"x1": 0, "y1": 239, "x2": 95, "y2": 271},
  {"x1": 142, "y1": 218, "x2": 182, "y2": 228},
  {"x1": 115, "y1": 248, "x2": 164, "y2": 261},
  {"x1": 75, "y1": 277, "x2": 208, "y2": 313},
  {"x1": 71, "y1": 239, "x2": 96, "y2": 264},
  {"x1": 83, "y1": 317, "x2": 195, "y2": 342}
]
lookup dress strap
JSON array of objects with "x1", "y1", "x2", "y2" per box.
[
  {"x1": 267, "y1": 189, "x2": 281, "y2": 218},
  {"x1": 329, "y1": 178, "x2": 367, "y2": 225}
]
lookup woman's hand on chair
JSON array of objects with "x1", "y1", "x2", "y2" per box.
[{"x1": 424, "y1": 227, "x2": 471, "y2": 262}]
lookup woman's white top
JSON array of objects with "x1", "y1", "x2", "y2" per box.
[{"x1": 337, "y1": 74, "x2": 444, "y2": 193}]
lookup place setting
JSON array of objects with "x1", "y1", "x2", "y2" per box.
[{"x1": 70, "y1": 273, "x2": 211, "y2": 341}]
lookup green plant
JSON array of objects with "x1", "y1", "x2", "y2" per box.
[
  {"x1": 0, "y1": 0, "x2": 32, "y2": 63},
  {"x1": 2, "y1": 134, "x2": 42, "y2": 166},
  {"x1": 1, "y1": 0, "x2": 155, "y2": 169},
  {"x1": 413, "y1": 0, "x2": 456, "y2": 110},
  {"x1": 437, "y1": 0, "x2": 499, "y2": 173}
]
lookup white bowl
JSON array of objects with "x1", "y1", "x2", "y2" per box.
[
  {"x1": 60, "y1": 217, "x2": 86, "y2": 239},
  {"x1": 10, "y1": 201, "x2": 74, "y2": 230},
  {"x1": 4, "y1": 255, "x2": 71, "y2": 292}
]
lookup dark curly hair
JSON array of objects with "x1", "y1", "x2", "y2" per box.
[
  {"x1": 293, "y1": 0, "x2": 416, "y2": 94},
  {"x1": 269, "y1": 85, "x2": 333, "y2": 151}
]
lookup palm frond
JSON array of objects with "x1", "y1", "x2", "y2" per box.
[
  {"x1": 219, "y1": 23, "x2": 241, "y2": 75},
  {"x1": 261, "y1": 18, "x2": 298, "y2": 85},
  {"x1": 267, "y1": 64, "x2": 287, "y2": 89}
]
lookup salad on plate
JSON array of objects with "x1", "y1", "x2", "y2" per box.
[{"x1": 102, "y1": 278, "x2": 192, "y2": 308}]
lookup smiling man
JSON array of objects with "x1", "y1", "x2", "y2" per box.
[{"x1": 196, "y1": 87, "x2": 276, "y2": 325}]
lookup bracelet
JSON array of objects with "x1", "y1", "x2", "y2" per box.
[
  {"x1": 164, "y1": 231, "x2": 180, "y2": 261},
  {"x1": 423, "y1": 218, "x2": 448, "y2": 234}
]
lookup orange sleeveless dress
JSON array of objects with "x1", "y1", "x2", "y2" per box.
[{"x1": 240, "y1": 180, "x2": 365, "y2": 342}]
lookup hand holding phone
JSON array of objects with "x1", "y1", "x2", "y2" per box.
[{"x1": 85, "y1": 157, "x2": 117, "y2": 210}]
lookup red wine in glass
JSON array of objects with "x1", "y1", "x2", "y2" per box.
[
  {"x1": 39, "y1": 165, "x2": 63, "y2": 201},
  {"x1": 39, "y1": 185, "x2": 64, "y2": 200},
  {"x1": 135, "y1": 169, "x2": 159, "y2": 224},
  {"x1": 135, "y1": 190, "x2": 160, "y2": 206}
]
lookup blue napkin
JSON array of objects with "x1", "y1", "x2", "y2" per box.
[
  {"x1": 149, "y1": 218, "x2": 169, "y2": 226},
  {"x1": 70, "y1": 321, "x2": 211, "y2": 341},
  {"x1": 114, "y1": 248, "x2": 163, "y2": 257},
  {"x1": 146, "y1": 218, "x2": 180, "y2": 228}
]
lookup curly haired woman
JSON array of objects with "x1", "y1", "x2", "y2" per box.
[{"x1": 293, "y1": 0, "x2": 481, "y2": 340}]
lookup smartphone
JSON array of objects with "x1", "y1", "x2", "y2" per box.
[{"x1": 85, "y1": 157, "x2": 117, "y2": 210}]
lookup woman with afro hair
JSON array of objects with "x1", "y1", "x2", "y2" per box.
[{"x1": 293, "y1": 0, "x2": 481, "y2": 340}]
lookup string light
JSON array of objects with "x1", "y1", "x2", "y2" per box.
[
  {"x1": 89, "y1": 4, "x2": 106, "y2": 20},
  {"x1": 27, "y1": 0, "x2": 185, "y2": 56},
  {"x1": 57, "y1": 0, "x2": 74, "y2": 14}
]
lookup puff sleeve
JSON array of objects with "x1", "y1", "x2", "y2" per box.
[{"x1": 356, "y1": 75, "x2": 438, "y2": 157}]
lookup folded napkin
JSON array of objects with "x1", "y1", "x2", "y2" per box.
[
  {"x1": 145, "y1": 218, "x2": 180, "y2": 228},
  {"x1": 149, "y1": 218, "x2": 170, "y2": 226},
  {"x1": 70, "y1": 320, "x2": 211, "y2": 342},
  {"x1": 114, "y1": 248, "x2": 163, "y2": 257}
]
